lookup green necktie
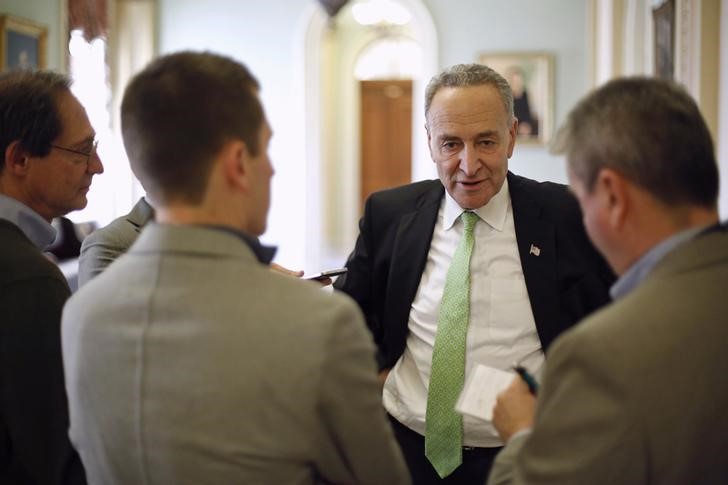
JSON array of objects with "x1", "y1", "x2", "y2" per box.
[{"x1": 425, "y1": 211, "x2": 479, "y2": 478}]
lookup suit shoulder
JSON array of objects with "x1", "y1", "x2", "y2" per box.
[
  {"x1": 81, "y1": 214, "x2": 139, "y2": 250},
  {"x1": 511, "y1": 173, "x2": 572, "y2": 201},
  {"x1": 368, "y1": 179, "x2": 440, "y2": 204},
  {"x1": 267, "y1": 272, "x2": 364, "y2": 324},
  {"x1": 273, "y1": 272, "x2": 359, "y2": 310},
  {"x1": 364, "y1": 180, "x2": 442, "y2": 217},
  {"x1": 510, "y1": 173, "x2": 581, "y2": 219},
  {"x1": 0, "y1": 224, "x2": 67, "y2": 287}
]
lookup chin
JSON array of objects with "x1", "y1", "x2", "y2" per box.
[
  {"x1": 455, "y1": 195, "x2": 492, "y2": 210},
  {"x1": 75, "y1": 196, "x2": 89, "y2": 210},
  {"x1": 252, "y1": 222, "x2": 267, "y2": 237}
]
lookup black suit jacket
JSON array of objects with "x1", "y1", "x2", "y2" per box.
[
  {"x1": 335, "y1": 172, "x2": 615, "y2": 369},
  {"x1": 0, "y1": 219, "x2": 86, "y2": 484}
]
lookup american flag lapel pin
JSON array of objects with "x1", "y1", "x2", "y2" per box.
[{"x1": 529, "y1": 244, "x2": 541, "y2": 256}]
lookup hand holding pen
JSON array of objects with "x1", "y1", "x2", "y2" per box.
[
  {"x1": 492, "y1": 365, "x2": 539, "y2": 442},
  {"x1": 513, "y1": 365, "x2": 539, "y2": 395}
]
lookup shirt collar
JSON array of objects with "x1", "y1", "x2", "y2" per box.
[
  {"x1": 610, "y1": 225, "x2": 706, "y2": 300},
  {"x1": 200, "y1": 224, "x2": 277, "y2": 264},
  {"x1": 0, "y1": 193, "x2": 57, "y2": 249},
  {"x1": 443, "y1": 177, "x2": 510, "y2": 231}
]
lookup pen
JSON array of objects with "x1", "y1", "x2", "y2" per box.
[{"x1": 513, "y1": 366, "x2": 539, "y2": 395}]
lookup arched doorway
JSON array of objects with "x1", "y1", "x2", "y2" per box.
[{"x1": 299, "y1": 0, "x2": 439, "y2": 269}]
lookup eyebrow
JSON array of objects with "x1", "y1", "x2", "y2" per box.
[
  {"x1": 437, "y1": 130, "x2": 500, "y2": 142},
  {"x1": 69, "y1": 135, "x2": 97, "y2": 149}
]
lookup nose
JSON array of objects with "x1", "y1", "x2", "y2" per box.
[
  {"x1": 88, "y1": 151, "x2": 104, "y2": 174},
  {"x1": 459, "y1": 144, "x2": 480, "y2": 176}
]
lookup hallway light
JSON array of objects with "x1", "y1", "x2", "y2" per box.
[{"x1": 351, "y1": 0, "x2": 411, "y2": 26}]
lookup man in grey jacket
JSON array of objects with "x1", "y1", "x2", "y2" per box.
[
  {"x1": 62, "y1": 51, "x2": 409, "y2": 485},
  {"x1": 487, "y1": 78, "x2": 727, "y2": 485}
]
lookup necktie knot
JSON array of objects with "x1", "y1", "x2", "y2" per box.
[{"x1": 461, "y1": 211, "x2": 478, "y2": 234}]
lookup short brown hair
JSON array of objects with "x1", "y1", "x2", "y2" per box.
[
  {"x1": 121, "y1": 51, "x2": 263, "y2": 204},
  {"x1": 0, "y1": 70, "x2": 71, "y2": 171},
  {"x1": 552, "y1": 77, "x2": 718, "y2": 209}
]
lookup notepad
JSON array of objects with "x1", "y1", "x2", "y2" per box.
[{"x1": 455, "y1": 364, "x2": 515, "y2": 422}]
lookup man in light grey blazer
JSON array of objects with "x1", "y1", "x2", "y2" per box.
[
  {"x1": 487, "y1": 77, "x2": 728, "y2": 485},
  {"x1": 77, "y1": 196, "x2": 153, "y2": 286},
  {"x1": 62, "y1": 51, "x2": 410, "y2": 485}
]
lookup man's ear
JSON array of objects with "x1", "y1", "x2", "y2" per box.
[
  {"x1": 425, "y1": 123, "x2": 435, "y2": 160},
  {"x1": 4, "y1": 140, "x2": 31, "y2": 175},
  {"x1": 221, "y1": 139, "x2": 250, "y2": 192},
  {"x1": 507, "y1": 118, "x2": 518, "y2": 158},
  {"x1": 595, "y1": 168, "x2": 629, "y2": 229}
]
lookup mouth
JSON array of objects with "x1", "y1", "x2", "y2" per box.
[{"x1": 457, "y1": 179, "x2": 485, "y2": 190}]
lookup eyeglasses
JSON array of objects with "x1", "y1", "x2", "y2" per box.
[{"x1": 50, "y1": 140, "x2": 99, "y2": 166}]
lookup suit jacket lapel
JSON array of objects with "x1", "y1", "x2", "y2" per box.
[
  {"x1": 384, "y1": 182, "x2": 443, "y2": 337},
  {"x1": 508, "y1": 173, "x2": 560, "y2": 339}
]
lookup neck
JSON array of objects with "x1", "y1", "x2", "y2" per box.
[
  {"x1": 617, "y1": 203, "x2": 719, "y2": 274},
  {"x1": 154, "y1": 202, "x2": 255, "y2": 234},
  {"x1": 644, "y1": 204, "x2": 718, "y2": 244}
]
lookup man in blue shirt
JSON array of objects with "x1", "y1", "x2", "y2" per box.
[{"x1": 0, "y1": 69, "x2": 103, "y2": 484}]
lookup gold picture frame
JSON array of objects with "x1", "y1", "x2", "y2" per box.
[
  {"x1": 478, "y1": 52, "x2": 554, "y2": 145},
  {"x1": 0, "y1": 14, "x2": 48, "y2": 71}
]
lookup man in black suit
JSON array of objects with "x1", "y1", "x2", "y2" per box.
[
  {"x1": 335, "y1": 63, "x2": 614, "y2": 484},
  {"x1": 0, "y1": 69, "x2": 103, "y2": 483}
]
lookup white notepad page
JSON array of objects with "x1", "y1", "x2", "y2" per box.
[{"x1": 455, "y1": 364, "x2": 515, "y2": 422}]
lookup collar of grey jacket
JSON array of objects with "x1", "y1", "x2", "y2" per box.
[{"x1": 198, "y1": 224, "x2": 277, "y2": 264}]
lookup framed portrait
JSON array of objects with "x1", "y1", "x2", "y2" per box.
[
  {"x1": 0, "y1": 15, "x2": 48, "y2": 71},
  {"x1": 478, "y1": 52, "x2": 554, "y2": 144}
]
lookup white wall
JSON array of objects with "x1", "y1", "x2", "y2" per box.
[{"x1": 158, "y1": 0, "x2": 312, "y2": 269}]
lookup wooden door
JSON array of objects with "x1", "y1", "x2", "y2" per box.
[{"x1": 360, "y1": 80, "x2": 412, "y2": 210}]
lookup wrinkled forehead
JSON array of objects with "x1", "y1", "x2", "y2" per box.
[{"x1": 427, "y1": 85, "x2": 510, "y2": 134}]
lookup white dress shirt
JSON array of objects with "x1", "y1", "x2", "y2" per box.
[{"x1": 383, "y1": 179, "x2": 545, "y2": 447}]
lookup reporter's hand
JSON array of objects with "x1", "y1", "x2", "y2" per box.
[
  {"x1": 492, "y1": 376, "x2": 537, "y2": 442},
  {"x1": 269, "y1": 263, "x2": 334, "y2": 287},
  {"x1": 270, "y1": 262, "x2": 304, "y2": 278},
  {"x1": 312, "y1": 276, "x2": 333, "y2": 287}
]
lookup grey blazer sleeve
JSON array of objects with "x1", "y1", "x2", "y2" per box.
[
  {"x1": 486, "y1": 327, "x2": 645, "y2": 485},
  {"x1": 315, "y1": 297, "x2": 411, "y2": 485},
  {"x1": 77, "y1": 230, "x2": 126, "y2": 287},
  {"x1": 77, "y1": 198, "x2": 153, "y2": 287},
  {"x1": 487, "y1": 432, "x2": 529, "y2": 485}
]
